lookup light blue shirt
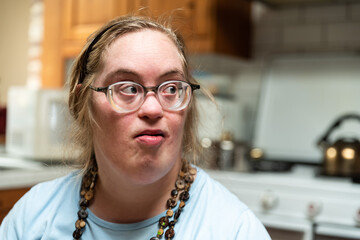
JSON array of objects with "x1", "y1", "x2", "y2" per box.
[{"x1": 0, "y1": 167, "x2": 271, "y2": 239}]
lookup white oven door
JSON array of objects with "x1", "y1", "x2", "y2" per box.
[
  {"x1": 266, "y1": 226, "x2": 307, "y2": 240},
  {"x1": 314, "y1": 223, "x2": 360, "y2": 240},
  {"x1": 260, "y1": 215, "x2": 313, "y2": 240},
  {"x1": 263, "y1": 219, "x2": 360, "y2": 240}
]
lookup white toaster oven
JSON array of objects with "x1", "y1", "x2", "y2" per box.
[{"x1": 6, "y1": 86, "x2": 75, "y2": 161}]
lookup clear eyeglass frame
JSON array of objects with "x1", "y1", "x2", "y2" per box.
[{"x1": 89, "y1": 80, "x2": 200, "y2": 113}]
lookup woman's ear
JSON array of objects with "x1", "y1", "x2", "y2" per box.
[{"x1": 76, "y1": 84, "x2": 82, "y2": 92}]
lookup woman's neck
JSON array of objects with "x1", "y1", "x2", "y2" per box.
[{"x1": 89, "y1": 160, "x2": 182, "y2": 223}]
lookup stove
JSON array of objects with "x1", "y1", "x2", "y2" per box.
[
  {"x1": 207, "y1": 166, "x2": 360, "y2": 240},
  {"x1": 232, "y1": 54, "x2": 360, "y2": 239}
]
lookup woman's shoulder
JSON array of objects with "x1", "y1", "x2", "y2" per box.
[
  {"x1": 194, "y1": 167, "x2": 248, "y2": 209},
  {"x1": 23, "y1": 170, "x2": 81, "y2": 215},
  {"x1": 16, "y1": 170, "x2": 81, "y2": 213},
  {"x1": 0, "y1": 170, "x2": 81, "y2": 239},
  {"x1": 182, "y1": 167, "x2": 271, "y2": 239},
  {"x1": 191, "y1": 167, "x2": 253, "y2": 220},
  {"x1": 29, "y1": 170, "x2": 81, "y2": 196}
]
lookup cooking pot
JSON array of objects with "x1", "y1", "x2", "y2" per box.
[{"x1": 317, "y1": 113, "x2": 360, "y2": 180}]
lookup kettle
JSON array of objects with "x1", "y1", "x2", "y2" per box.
[{"x1": 317, "y1": 113, "x2": 360, "y2": 180}]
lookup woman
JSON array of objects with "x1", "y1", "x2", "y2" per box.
[{"x1": 0, "y1": 16, "x2": 270, "y2": 239}]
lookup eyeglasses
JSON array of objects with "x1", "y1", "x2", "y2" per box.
[{"x1": 89, "y1": 80, "x2": 200, "y2": 113}]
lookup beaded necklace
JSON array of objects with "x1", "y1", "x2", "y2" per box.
[{"x1": 73, "y1": 162, "x2": 196, "y2": 240}]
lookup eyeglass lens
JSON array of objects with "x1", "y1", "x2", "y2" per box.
[{"x1": 108, "y1": 81, "x2": 193, "y2": 113}]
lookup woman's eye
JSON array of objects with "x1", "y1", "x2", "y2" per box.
[
  {"x1": 120, "y1": 85, "x2": 138, "y2": 95},
  {"x1": 163, "y1": 85, "x2": 178, "y2": 94}
]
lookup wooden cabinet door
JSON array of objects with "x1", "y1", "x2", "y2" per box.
[
  {"x1": 62, "y1": 0, "x2": 129, "y2": 40},
  {"x1": 135, "y1": 0, "x2": 251, "y2": 56},
  {"x1": 145, "y1": 0, "x2": 211, "y2": 34},
  {"x1": 42, "y1": 0, "x2": 130, "y2": 88},
  {"x1": 141, "y1": 0, "x2": 213, "y2": 52}
]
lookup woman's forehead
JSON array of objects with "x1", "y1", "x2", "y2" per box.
[
  {"x1": 105, "y1": 29, "x2": 180, "y2": 60},
  {"x1": 97, "y1": 29, "x2": 184, "y2": 84}
]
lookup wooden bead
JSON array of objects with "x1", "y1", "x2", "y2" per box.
[
  {"x1": 175, "y1": 179, "x2": 185, "y2": 190},
  {"x1": 171, "y1": 189, "x2": 178, "y2": 197},
  {"x1": 185, "y1": 174, "x2": 193, "y2": 183},
  {"x1": 179, "y1": 201, "x2": 185, "y2": 208},
  {"x1": 80, "y1": 189, "x2": 86, "y2": 197},
  {"x1": 166, "y1": 209, "x2": 174, "y2": 217},
  {"x1": 179, "y1": 171, "x2": 185, "y2": 177},
  {"x1": 166, "y1": 198, "x2": 177, "y2": 208},
  {"x1": 157, "y1": 228, "x2": 164, "y2": 236},
  {"x1": 73, "y1": 229, "x2": 82, "y2": 239},
  {"x1": 180, "y1": 191, "x2": 190, "y2": 201},
  {"x1": 75, "y1": 219, "x2": 86, "y2": 229},
  {"x1": 85, "y1": 190, "x2": 94, "y2": 200},
  {"x1": 159, "y1": 216, "x2": 169, "y2": 227},
  {"x1": 84, "y1": 178, "x2": 92, "y2": 188},
  {"x1": 189, "y1": 168, "x2": 197, "y2": 175},
  {"x1": 165, "y1": 228, "x2": 175, "y2": 239},
  {"x1": 79, "y1": 198, "x2": 88, "y2": 207},
  {"x1": 78, "y1": 209, "x2": 88, "y2": 219},
  {"x1": 174, "y1": 210, "x2": 181, "y2": 220}
]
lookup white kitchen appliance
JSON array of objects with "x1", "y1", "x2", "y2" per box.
[
  {"x1": 6, "y1": 86, "x2": 75, "y2": 160},
  {"x1": 209, "y1": 167, "x2": 360, "y2": 240},
  {"x1": 253, "y1": 54, "x2": 360, "y2": 164},
  {"x1": 240, "y1": 54, "x2": 360, "y2": 239}
]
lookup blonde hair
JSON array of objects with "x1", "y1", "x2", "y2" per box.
[{"x1": 68, "y1": 15, "x2": 201, "y2": 170}]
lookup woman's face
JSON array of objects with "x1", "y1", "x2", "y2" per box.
[{"x1": 91, "y1": 29, "x2": 187, "y2": 185}]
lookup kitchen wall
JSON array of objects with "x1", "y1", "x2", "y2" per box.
[
  {"x1": 0, "y1": 0, "x2": 30, "y2": 105},
  {"x1": 252, "y1": 1, "x2": 360, "y2": 58},
  {"x1": 191, "y1": 1, "x2": 360, "y2": 143},
  {"x1": 189, "y1": 54, "x2": 264, "y2": 143}
]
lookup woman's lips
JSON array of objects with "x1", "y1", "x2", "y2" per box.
[{"x1": 135, "y1": 130, "x2": 165, "y2": 146}]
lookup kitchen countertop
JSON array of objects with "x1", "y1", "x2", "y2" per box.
[
  {"x1": 1, "y1": 155, "x2": 359, "y2": 191},
  {"x1": 0, "y1": 155, "x2": 74, "y2": 190},
  {"x1": 209, "y1": 164, "x2": 360, "y2": 191},
  {"x1": 0, "y1": 165, "x2": 73, "y2": 190}
]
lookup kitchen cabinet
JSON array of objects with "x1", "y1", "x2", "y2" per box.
[
  {"x1": 0, "y1": 187, "x2": 30, "y2": 224},
  {"x1": 139, "y1": 0, "x2": 212, "y2": 53},
  {"x1": 127, "y1": 0, "x2": 251, "y2": 57},
  {"x1": 42, "y1": 0, "x2": 251, "y2": 88},
  {"x1": 42, "y1": 0, "x2": 131, "y2": 88},
  {"x1": 62, "y1": 0, "x2": 128, "y2": 41}
]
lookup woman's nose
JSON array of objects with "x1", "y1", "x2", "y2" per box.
[{"x1": 137, "y1": 93, "x2": 163, "y2": 120}]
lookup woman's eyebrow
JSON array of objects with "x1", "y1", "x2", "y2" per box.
[
  {"x1": 103, "y1": 69, "x2": 138, "y2": 84},
  {"x1": 159, "y1": 69, "x2": 185, "y2": 79},
  {"x1": 102, "y1": 68, "x2": 185, "y2": 85}
]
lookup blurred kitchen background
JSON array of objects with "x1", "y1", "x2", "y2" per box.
[{"x1": 1, "y1": 0, "x2": 360, "y2": 239}]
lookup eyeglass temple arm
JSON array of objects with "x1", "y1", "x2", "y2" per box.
[
  {"x1": 190, "y1": 84, "x2": 200, "y2": 91},
  {"x1": 89, "y1": 85, "x2": 108, "y2": 93}
]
